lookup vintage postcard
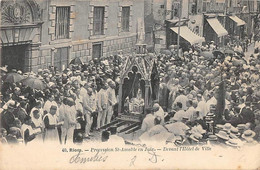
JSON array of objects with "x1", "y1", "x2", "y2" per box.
[{"x1": 0, "y1": 0, "x2": 260, "y2": 169}]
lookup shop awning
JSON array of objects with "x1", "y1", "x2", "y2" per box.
[
  {"x1": 229, "y1": 15, "x2": 246, "y2": 26},
  {"x1": 206, "y1": 18, "x2": 228, "y2": 37},
  {"x1": 170, "y1": 26, "x2": 205, "y2": 45}
]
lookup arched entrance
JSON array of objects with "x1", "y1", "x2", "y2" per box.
[
  {"x1": 0, "y1": 0, "x2": 42, "y2": 72},
  {"x1": 2, "y1": 44, "x2": 29, "y2": 71}
]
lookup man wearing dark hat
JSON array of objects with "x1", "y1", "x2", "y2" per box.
[{"x1": 240, "y1": 99, "x2": 255, "y2": 125}]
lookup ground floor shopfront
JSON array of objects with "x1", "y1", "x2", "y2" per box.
[
  {"x1": 165, "y1": 19, "x2": 205, "y2": 51},
  {"x1": 203, "y1": 15, "x2": 228, "y2": 45}
]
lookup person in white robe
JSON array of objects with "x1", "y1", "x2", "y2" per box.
[
  {"x1": 185, "y1": 100, "x2": 196, "y2": 121},
  {"x1": 106, "y1": 80, "x2": 117, "y2": 124},
  {"x1": 97, "y1": 83, "x2": 109, "y2": 129},
  {"x1": 140, "y1": 117, "x2": 171, "y2": 143},
  {"x1": 153, "y1": 103, "x2": 165, "y2": 124},
  {"x1": 171, "y1": 102, "x2": 186, "y2": 122},
  {"x1": 83, "y1": 88, "x2": 97, "y2": 138},
  {"x1": 196, "y1": 94, "x2": 208, "y2": 119},
  {"x1": 173, "y1": 89, "x2": 188, "y2": 111},
  {"x1": 63, "y1": 98, "x2": 78, "y2": 144}
]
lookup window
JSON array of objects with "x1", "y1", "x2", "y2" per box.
[
  {"x1": 54, "y1": 47, "x2": 69, "y2": 72},
  {"x1": 160, "y1": 5, "x2": 165, "y2": 8},
  {"x1": 55, "y1": 7, "x2": 70, "y2": 39},
  {"x1": 93, "y1": 7, "x2": 105, "y2": 35},
  {"x1": 121, "y1": 7, "x2": 130, "y2": 32},
  {"x1": 92, "y1": 43, "x2": 102, "y2": 58}
]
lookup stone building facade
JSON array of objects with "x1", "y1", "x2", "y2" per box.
[{"x1": 1, "y1": 0, "x2": 144, "y2": 72}]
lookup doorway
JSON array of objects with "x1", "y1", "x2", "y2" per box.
[
  {"x1": 92, "y1": 42, "x2": 103, "y2": 59},
  {"x1": 54, "y1": 47, "x2": 69, "y2": 72},
  {"x1": 2, "y1": 45, "x2": 29, "y2": 72}
]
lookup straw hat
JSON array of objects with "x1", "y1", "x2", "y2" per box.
[
  {"x1": 190, "y1": 133, "x2": 203, "y2": 142},
  {"x1": 241, "y1": 130, "x2": 256, "y2": 139},
  {"x1": 225, "y1": 138, "x2": 243, "y2": 147},
  {"x1": 229, "y1": 127, "x2": 240, "y2": 139},
  {"x1": 207, "y1": 135, "x2": 218, "y2": 141},
  {"x1": 223, "y1": 123, "x2": 232, "y2": 133},
  {"x1": 216, "y1": 130, "x2": 229, "y2": 140},
  {"x1": 237, "y1": 124, "x2": 246, "y2": 131}
]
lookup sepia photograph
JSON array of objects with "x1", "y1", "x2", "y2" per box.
[{"x1": 0, "y1": 0, "x2": 260, "y2": 169}]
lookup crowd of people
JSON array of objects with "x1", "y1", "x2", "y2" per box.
[
  {"x1": 135, "y1": 39, "x2": 260, "y2": 147},
  {"x1": 0, "y1": 55, "x2": 121, "y2": 145},
  {"x1": 0, "y1": 38, "x2": 259, "y2": 148}
]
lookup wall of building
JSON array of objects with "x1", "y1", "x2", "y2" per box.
[{"x1": 34, "y1": 0, "x2": 144, "y2": 72}]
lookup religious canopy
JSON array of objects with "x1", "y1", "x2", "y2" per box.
[{"x1": 117, "y1": 44, "x2": 159, "y2": 114}]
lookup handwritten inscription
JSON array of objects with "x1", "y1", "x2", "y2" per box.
[
  {"x1": 69, "y1": 150, "x2": 108, "y2": 164},
  {"x1": 66, "y1": 146, "x2": 212, "y2": 165}
]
